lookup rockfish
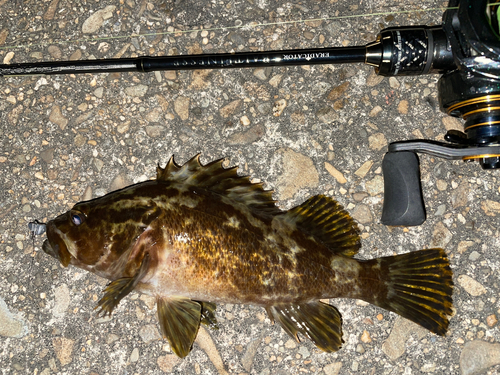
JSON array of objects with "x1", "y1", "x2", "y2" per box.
[{"x1": 41, "y1": 155, "x2": 453, "y2": 358}]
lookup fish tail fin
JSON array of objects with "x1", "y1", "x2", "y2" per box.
[{"x1": 366, "y1": 248, "x2": 453, "y2": 335}]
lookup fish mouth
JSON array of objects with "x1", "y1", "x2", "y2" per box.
[{"x1": 43, "y1": 221, "x2": 72, "y2": 267}]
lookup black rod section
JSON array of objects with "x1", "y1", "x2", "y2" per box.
[{"x1": 0, "y1": 46, "x2": 367, "y2": 77}]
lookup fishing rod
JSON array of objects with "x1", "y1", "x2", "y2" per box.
[{"x1": 3, "y1": 0, "x2": 500, "y2": 226}]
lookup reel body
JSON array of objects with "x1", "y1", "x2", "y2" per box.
[{"x1": 381, "y1": 0, "x2": 500, "y2": 225}]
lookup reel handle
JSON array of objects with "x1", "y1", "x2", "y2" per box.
[{"x1": 381, "y1": 152, "x2": 426, "y2": 226}]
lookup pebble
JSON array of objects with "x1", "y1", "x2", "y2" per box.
[
  {"x1": 323, "y1": 362, "x2": 343, "y2": 375},
  {"x1": 125, "y1": 85, "x2": 148, "y2": 97},
  {"x1": 145, "y1": 125, "x2": 166, "y2": 138},
  {"x1": 459, "y1": 340, "x2": 500, "y2": 375},
  {"x1": 139, "y1": 324, "x2": 161, "y2": 343},
  {"x1": 361, "y1": 330, "x2": 372, "y2": 343},
  {"x1": 420, "y1": 363, "x2": 436, "y2": 373},
  {"x1": 0, "y1": 296, "x2": 28, "y2": 338},
  {"x1": 40, "y1": 148, "x2": 55, "y2": 164},
  {"x1": 369, "y1": 106, "x2": 383, "y2": 117},
  {"x1": 430, "y1": 222, "x2": 452, "y2": 248},
  {"x1": 312, "y1": 81, "x2": 332, "y2": 96},
  {"x1": 269, "y1": 74, "x2": 283, "y2": 88},
  {"x1": 0, "y1": 28, "x2": 8, "y2": 46},
  {"x1": 366, "y1": 175, "x2": 384, "y2": 196},
  {"x1": 457, "y1": 241, "x2": 475, "y2": 254},
  {"x1": 451, "y1": 180, "x2": 469, "y2": 208},
  {"x1": 298, "y1": 346, "x2": 310, "y2": 358},
  {"x1": 389, "y1": 77, "x2": 400, "y2": 89},
  {"x1": 277, "y1": 149, "x2": 319, "y2": 200},
  {"x1": 157, "y1": 354, "x2": 180, "y2": 372},
  {"x1": 457, "y1": 275, "x2": 487, "y2": 296},
  {"x1": 8, "y1": 105, "x2": 23, "y2": 125},
  {"x1": 110, "y1": 173, "x2": 132, "y2": 191},
  {"x1": 327, "y1": 82, "x2": 350, "y2": 101},
  {"x1": 130, "y1": 348, "x2": 139, "y2": 363},
  {"x1": 351, "y1": 204, "x2": 372, "y2": 224},
  {"x1": 354, "y1": 160, "x2": 373, "y2": 178},
  {"x1": 316, "y1": 106, "x2": 339, "y2": 123},
  {"x1": 116, "y1": 121, "x2": 130, "y2": 134},
  {"x1": 366, "y1": 71, "x2": 384, "y2": 86},
  {"x1": 94, "y1": 87, "x2": 104, "y2": 98},
  {"x1": 3, "y1": 51, "x2": 15, "y2": 64},
  {"x1": 74, "y1": 134, "x2": 86, "y2": 147},
  {"x1": 273, "y1": 99, "x2": 287, "y2": 117},
  {"x1": 48, "y1": 45, "x2": 62, "y2": 59},
  {"x1": 397, "y1": 100, "x2": 409, "y2": 114},
  {"x1": 53, "y1": 284, "x2": 70, "y2": 318},
  {"x1": 253, "y1": 67, "x2": 272, "y2": 81},
  {"x1": 52, "y1": 337, "x2": 75, "y2": 366},
  {"x1": 468, "y1": 251, "x2": 481, "y2": 261},
  {"x1": 481, "y1": 200, "x2": 500, "y2": 216},
  {"x1": 82, "y1": 5, "x2": 116, "y2": 34},
  {"x1": 486, "y1": 314, "x2": 498, "y2": 327},
  {"x1": 220, "y1": 100, "x2": 242, "y2": 118},
  {"x1": 325, "y1": 162, "x2": 347, "y2": 184},
  {"x1": 174, "y1": 96, "x2": 190, "y2": 120},
  {"x1": 242, "y1": 336, "x2": 264, "y2": 372},
  {"x1": 442, "y1": 116, "x2": 463, "y2": 131},
  {"x1": 228, "y1": 124, "x2": 265, "y2": 145},
  {"x1": 240, "y1": 115, "x2": 251, "y2": 126},
  {"x1": 49, "y1": 105, "x2": 68, "y2": 130},
  {"x1": 43, "y1": 0, "x2": 60, "y2": 20},
  {"x1": 382, "y1": 317, "x2": 427, "y2": 361}
]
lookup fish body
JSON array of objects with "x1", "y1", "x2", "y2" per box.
[{"x1": 42, "y1": 155, "x2": 453, "y2": 357}]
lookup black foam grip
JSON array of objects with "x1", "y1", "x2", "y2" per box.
[{"x1": 381, "y1": 152, "x2": 426, "y2": 226}]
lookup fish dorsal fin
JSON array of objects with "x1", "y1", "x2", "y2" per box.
[
  {"x1": 282, "y1": 195, "x2": 361, "y2": 257},
  {"x1": 267, "y1": 302, "x2": 343, "y2": 352},
  {"x1": 157, "y1": 154, "x2": 280, "y2": 214}
]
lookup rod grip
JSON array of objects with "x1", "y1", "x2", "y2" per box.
[{"x1": 381, "y1": 151, "x2": 426, "y2": 226}]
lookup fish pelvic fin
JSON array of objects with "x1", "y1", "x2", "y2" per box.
[
  {"x1": 157, "y1": 154, "x2": 280, "y2": 215},
  {"x1": 282, "y1": 195, "x2": 361, "y2": 257},
  {"x1": 95, "y1": 253, "x2": 150, "y2": 317},
  {"x1": 366, "y1": 248, "x2": 453, "y2": 336},
  {"x1": 157, "y1": 297, "x2": 202, "y2": 358},
  {"x1": 267, "y1": 301, "x2": 343, "y2": 352},
  {"x1": 198, "y1": 301, "x2": 219, "y2": 330}
]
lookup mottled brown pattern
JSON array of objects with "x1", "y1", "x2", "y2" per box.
[{"x1": 42, "y1": 156, "x2": 453, "y2": 356}]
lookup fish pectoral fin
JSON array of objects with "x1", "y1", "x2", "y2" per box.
[
  {"x1": 267, "y1": 301, "x2": 343, "y2": 352},
  {"x1": 95, "y1": 253, "x2": 150, "y2": 317},
  {"x1": 197, "y1": 301, "x2": 219, "y2": 330},
  {"x1": 157, "y1": 297, "x2": 202, "y2": 358}
]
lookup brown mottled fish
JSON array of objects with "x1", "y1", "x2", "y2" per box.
[{"x1": 41, "y1": 155, "x2": 453, "y2": 358}]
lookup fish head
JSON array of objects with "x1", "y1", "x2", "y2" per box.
[
  {"x1": 42, "y1": 182, "x2": 162, "y2": 270},
  {"x1": 42, "y1": 202, "x2": 102, "y2": 268}
]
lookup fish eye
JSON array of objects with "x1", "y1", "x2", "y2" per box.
[{"x1": 70, "y1": 211, "x2": 85, "y2": 226}]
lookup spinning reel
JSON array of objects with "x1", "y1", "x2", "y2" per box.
[{"x1": 2, "y1": 0, "x2": 499, "y2": 226}]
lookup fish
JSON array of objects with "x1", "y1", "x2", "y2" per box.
[{"x1": 41, "y1": 154, "x2": 454, "y2": 358}]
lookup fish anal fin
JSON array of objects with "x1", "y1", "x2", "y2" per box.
[
  {"x1": 367, "y1": 248, "x2": 454, "y2": 336},
  {"x1": 267, "y1": 301, "x2": 343, "y2": 352},
  {"x1": 157, "y1": 297, "x2": 202, "y2": 358},
  {"x1": 95, "y1": 253, "x2": 150, "y2": 316},
  {"x1": 198, "y1": 301, "x2": 219, "y2": 330},
  {"x1": 156, "y1": 155, "x2": 280, "y2": 215},
  {"x1": 282, "y1": 195, "x2": 361, "y2": 257}
]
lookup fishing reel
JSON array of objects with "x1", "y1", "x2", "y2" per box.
[{"x1": 380, "y1": 0, "x2": 500, "y2": 225}]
